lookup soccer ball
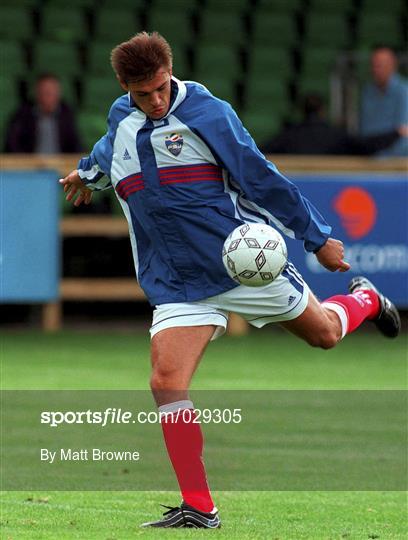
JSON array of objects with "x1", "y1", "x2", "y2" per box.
[{"x1": 222, "y1": 223, "x2": 287, "y2": 286}]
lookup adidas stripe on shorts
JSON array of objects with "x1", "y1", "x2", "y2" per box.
[{"x1": 150, "y1": 262, "x2": 310, "y2": 340}]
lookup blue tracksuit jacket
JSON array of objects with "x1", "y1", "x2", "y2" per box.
[{"x1": 78, "y1": 77, "x2": 331, "y2": 305}]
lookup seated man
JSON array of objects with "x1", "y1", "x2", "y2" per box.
[
  {"x1": 360, "y1": 45, "x2": 408, "y2": 157},
  {"x1": 5, "y1": 73, "x2": 82, "y2": 154}
]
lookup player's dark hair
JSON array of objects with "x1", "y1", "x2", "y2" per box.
[{"x1": 111, "y1": 32, "x2": 173, "y2": 83}]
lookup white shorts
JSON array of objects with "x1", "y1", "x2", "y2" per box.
[{"x1": 150, "y1": 263, "x2": 310, "y2": 340}]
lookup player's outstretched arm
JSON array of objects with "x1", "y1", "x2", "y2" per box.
[
  {"x1": 59, "y1": 170, "x2": 93, "y2": 207},
  {"x1": 315, "y1": 238, "x2": 351, "y2": 272}
]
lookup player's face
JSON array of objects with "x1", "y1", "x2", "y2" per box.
[{"x1": 123, "y1": 68, "x2": 172, "y2": 120}]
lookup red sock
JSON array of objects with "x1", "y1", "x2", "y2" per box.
[
  {"x1": 160, "y1": 403, "x2": 214, "y2": 513},
  {"x1": 323, "y1": 289, "x2": 380, "y2": 335}
]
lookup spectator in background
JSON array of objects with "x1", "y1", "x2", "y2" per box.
[
  {"x1": 360, "y1": 46, "x2": 408, "y2": 157},
  {"x1": 5, "y1": 73, "x2": 82, "y2": 153},
  {"x1": 260, "y1": 93, "x2": 407, "y2": 155}
]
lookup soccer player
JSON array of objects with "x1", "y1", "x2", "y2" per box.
[{"x1": 60, "y1": 32, "x2": 401, "y2": 529}]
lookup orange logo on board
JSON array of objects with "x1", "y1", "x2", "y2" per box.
[{"x1": 333, "y1": 187, "x2": 377, "y2": 239}]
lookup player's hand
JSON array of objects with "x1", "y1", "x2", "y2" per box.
[
  {"x1": 59, "y1": 170, "x2": 93, "y2": 207},
  {"x1": 315, "y1": 238, "x2": 351, "y2": 272}
]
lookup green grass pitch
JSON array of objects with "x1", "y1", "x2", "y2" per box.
[{"x1": 1, "y1": 329, "x2": 407, "y2": 539}]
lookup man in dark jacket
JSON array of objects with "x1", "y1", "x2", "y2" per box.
[
  {"x1": 5, "y1": 73, "x2": 82, "y2": 153},
  {"x1": 260, "y1": 94, "x2": 406, "y2": 155}
]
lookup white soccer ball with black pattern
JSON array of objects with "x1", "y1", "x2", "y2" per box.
[{"x1": 222, "y1": 223, "x2": 287, "y2": 286}]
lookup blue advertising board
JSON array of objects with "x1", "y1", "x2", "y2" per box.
[
  {"x1": 286, "y1": 173, "x2": 408, "y2": 308},
  {"x1": 0, "y1": 171, "x2": 60, "y2": 302}
]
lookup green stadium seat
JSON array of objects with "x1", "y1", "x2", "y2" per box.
[
  {"x1": 1, "y1": 0, "x2": 38, "y2": 6},
  {"x1": 256, "y1": 0, "x2": 301, "y2": 13},
  {"x1": 87, "y1": 41, "x2": 118, "y2": 76},
  {"x1": 43, "y1": 0, "x2": 95, "y2": 6},
  {"x1": 0, "y1": 77, "x2": 19, "y2": 151},
  {"x1": 199, "y1": 78, "x2": 237, "y2": 107},
  {"x1": 78, "y1": 112, "x2": 107, "y2": 154},
  {"x1": 360, "y1": 0, "x2": 406, "y2": 14},
  {"x1": 0, "y1": 7, "x2": 33, "y2": 40},
  {"x1": 244, "y1": 83, "x2": 290, "y2": 122},
  {"x1": 241, "y1": 111, "x2": 283, "y2": 146},
  {"x1": 352, "y1": 49, "x2": 372, "y2": 83},
  {"x1": 199, "y1": 10, "x2": 246, "y2": 46},
  {"x1": 59, "y1": 78, "x2": 78, "y2": 107},
  {"x1": 0, "y1": 41, "x2": 26, "y2": 78},
  {"x1": 304, "y1": 14, "x2": 350, "y2": 48},
  {"x1": 108, "y1": 0, "x2": 146, "y2": 7},
  {"x1": 195, "y1": 45, "x2": 241, "y2": 79},
  {"x1": 252, "y1": 13, "x2": 297, "y2": 47},
  {"x1": 357, "y1": 15, "x2": 404, "y2": 50},
  {"x1": 248, "y1": 47, "x2": 293, "y2": 81},
  {"x1": 301, "y1": 48, "x2": 340, "y2": 79},
  {"x1": 94, "y1": 9, "x2": 141, "y2": 43},
  {"x1": 0, "y1": 76, "x2": 18, "y2": 102},
  {"x1": 151, "y1": 0, "x2": 197, "y2": 8},
  {"x1": 298, "y1": 75, "x2": 331, "y2": 101},
  {"x1": 82, "y1": 77, "x2": 125, "y2": 114},
  {"x1": 32, "y1": 41, "x2": 81, "y2": 77},
  {"x1": 308, "y1": 0, "x2": 354, "y2": 14},
  {"x1": 204, "y1": 0, "x2": 248, "y2": 12},
  {"x1": 170, "y1": 45, "x2": 190, "y2": 80},
  {"x1": 147, "y1": 10, "x2": 193, "y2": 46},
  {"x1": 0, "y1": 77, "x2": 19, "y2": 120},
  {"x1": 41, "y1": 7, "x2": 87, "y2": 43}
]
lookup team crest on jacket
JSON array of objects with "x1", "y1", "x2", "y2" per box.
[{"x1": 165, "y1": 133, "x2": 183, "y2": 156}]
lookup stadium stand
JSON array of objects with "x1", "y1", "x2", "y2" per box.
[
  {"x1": 198, "y1": 9, "x2": 246, "y2": 46},
  {"x1": 308, "y1": 0, "x2": 354, "y2": 14},
  {"x1": 247, "y1": 46, "x2": 293, "y2": 82},
  {"x1": 32, "y1": 41, "x2": 82, "y2": 77},
  {"x1": 0, "y1": 6, "x2": 33, "y2": 40},
  {"x1": 199, "y1": 78, "x2": 238, "y2": 108},
  {"x1": 81, "y1": 77, "x2": 124, "y2": 114},
  {"x1": 0, "y1": 41, "x2": 26, "y2": 78},
  {"x1": 87, "y1": 40, "x2": 119, "y2": 77},
  {"x1": 40, "y1": 7, "x2": 87, "y2": 43},
  {"x1": 252, "y1": 12, "x2": 297, "y2": 47},
  {"x1": 303, "y1": 13, "x2": 350, "y2": 48},
  {"x1": 43, "y1": 0, "x2": 95, "y2": 6},
  {"x1": 195, "y1": 44, "x2": 241, "y2": 81},
  {"x1": 1, "y1": 0, "x2": 38, "y2": 5},
  {"x1": 360, "y1": 0, "x2": 406, "y2": 13},
  {"x1": 0, "y1": 77, "x2": 18, "y2": 150},
  {"x1": 170, "y1": 44, "x2": 190, "y2": 81},
  {"x1": 77, "y1": 111, "x2": 106, "y2": 154},
  {"x1": 301, "y1": 48, "x2": 339, "y2": 81},
  {"x1": 1, "y1": 0, "x2": 407, "y2": 153},
  {"x1": 147, "y1": 9, "x2": 194, "y2": 47},
  {"x1": 258, "y1": 0, "x2": 301, "y2": 13},
  {"x1": 356, "y1": 14, "x2": 404, "y2": 50},
  {"x1": 93, "y1": 8, "x2": 142, "y2": 42}
]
